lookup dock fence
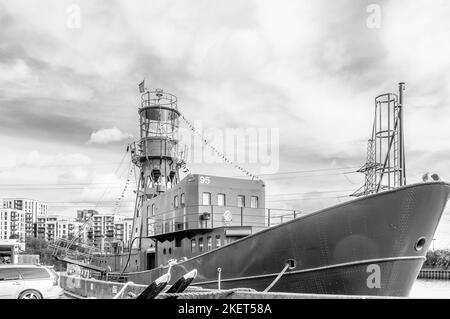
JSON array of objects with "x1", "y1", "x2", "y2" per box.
[{"x1": 418, "y1": 269, "x2": 450, "y2": 280}]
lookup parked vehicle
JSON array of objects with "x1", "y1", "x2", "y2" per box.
[{"x1": 0, "y1": 264, "x2": 64, "y2": 299}]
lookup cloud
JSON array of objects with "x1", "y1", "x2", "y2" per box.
[
  {"x1": 76, "y1": 171, "x2": 136, "y2": 216},
  {"x1": 57, "y1": 166, "x2": 91, "y2": 184},
  {"x1": 87, "y1": 127, "x2": 133, "y2": 144},
  {"x1": 0, "y1": 150, "x2": 92, "y2": 169}
]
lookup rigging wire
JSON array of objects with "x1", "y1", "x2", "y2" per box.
[
  {"x1": 0, "y1": 166, "x2": 361, "y2": 189},
  {"x1": 56, "y1": 147, "x2": 132, "y2": 257},
  {"x1": 178, "y1": 112, "x2": 260, "y2": 180},
  {"x1": 113, "y1": 160, "x2": 135, "y2": 214}
]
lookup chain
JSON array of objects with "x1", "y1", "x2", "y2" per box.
[{"x1": 178, "y1": 113, "x2": 261, "y2": 181}]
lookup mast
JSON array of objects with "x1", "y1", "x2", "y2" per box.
[
  {"x1": 352, "y1": 82, "x2": 407, "y2": 196},
  {"x1": 398, "y1": 82, "x2": 406, "y2": 186}
]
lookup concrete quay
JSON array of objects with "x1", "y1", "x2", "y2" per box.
[{"x1": 60, "y1": 274, "x2": 404, "y2": 299}]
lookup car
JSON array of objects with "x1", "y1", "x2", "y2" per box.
[{"x1": 0, "y1": 264, "x2": 64, "y2": 299}]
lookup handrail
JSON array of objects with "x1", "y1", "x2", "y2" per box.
[
  {"x1": 147, "y1": 204, "x2": 303, "y2": 219},
  {"x1": 143, "y1": 205, "x2": 305, "y2": 236}
]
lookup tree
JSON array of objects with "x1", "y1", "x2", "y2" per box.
[
  {"x1": 423, "y1": 249, "x2": 450, "y2": 270},
  {"x1": 24, "y1": 237, "x2": 66, "y2": 271}
]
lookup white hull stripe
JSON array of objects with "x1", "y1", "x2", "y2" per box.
[{"x1": 190, "y1": 255, "x2": 425, "y2": 286}]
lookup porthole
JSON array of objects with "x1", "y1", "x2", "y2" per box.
[
  {"x1": 286, "y1": 259, "x2": 296, "y2": 269},
  {"x1": 415, "y1": 237, "x2": 426, "y2": 251}
]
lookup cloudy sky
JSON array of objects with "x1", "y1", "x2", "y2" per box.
[{"x1": 0, "y1": 0, "x2": 449, "y2": 247}]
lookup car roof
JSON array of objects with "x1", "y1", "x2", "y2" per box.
[{"x1": 0, "y1": 264, "x2": 43, "y2": 268}]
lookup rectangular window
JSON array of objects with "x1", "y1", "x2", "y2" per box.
[
  {"x1": 180, "y1": 193, "x2": 185, "y2": 206},
  {"x1": 0, "y1": 268, "x2": 21, "y2": 281},
  {"x1": 207, "y1": 236, "x2": 212, "y2": 250},
  {"x1": 17, "y1": 268, "x2": 50, "y2": 279},
  {"x1": 250, "y1": 196, "x2": 258, "y2": 208},
  {"x1": 215, "y1": 235, "x2": 221, "y2": 248},
  {"x1": 191, "y1": 239, "x2": 196, "y2": 253},
  {"x1": 147, "y1": 218, "x2": 154, "y2": 236},
  {"x1": 217, "y1": 194, "x2": 226, "y2": 206},
  {"x1": 237, "y1": 195, "x2": 245, "y2": 208},
  {"x1": 151, "y1": 204, "x2": 156, "y2": 217},
  {"x1": 174, "y1": 195, "x2": 179, "y2": 208},
  {"x1": 198, "y1": 237, "x2": 204, "y2": 252},
  {"x1": 202, "y1": 192, "x2": 211, "y2": 206}
]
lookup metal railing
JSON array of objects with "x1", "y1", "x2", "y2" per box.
[
  {"x1": 146, "y1": 205, "x2": 306, "y2": 236},
  {"x1": 49, "y1": 238, "x2": 110, "y2": 267}
]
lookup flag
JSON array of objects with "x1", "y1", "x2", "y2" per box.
[{"x1": 138, "y1": 80, "x2": 145, "y2": 93}]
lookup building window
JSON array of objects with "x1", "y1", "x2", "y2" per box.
[
  {"x1": 237, "y1": 195, "x2": 245, "y2": 208},
  {"x1": 180, "y1": 193, "x2": 185, "y2": 206},
  {"x1": 151, "y1": 204, "x2": 156, "y2": 217},
  {"x1": 207, "y1": 236, "x2": 212, "y2": 250},
  {"x1": 198, "y1": 237, "x2": 204, "y2": 252},
  {"x1": 191, "y1": 239, "x2": 196, "y2": 253},
  {"x1": 217, "y1": 194, "x2": 226, "y2": 206},
  {"x1": 250, "y1": 196, "x2": 258, "y2": 208},
  {"x1": 174, "y1": 195, "x2": 179, "y2": 208},
  {"x1": 202, "y1": 192, "x2": 211, "y2": 206},
  {"x1": 215, "y1": 235, "x2": 221, "y2": 248}
]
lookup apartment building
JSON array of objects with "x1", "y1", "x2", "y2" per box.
[
  {"x1": 74, "y1": 210, "x2": 132, "y2": 249},
  {"x1": 0, "y1": 209, "x2": 27, "y2": 242},
  {"x1": 113, "y1": 217, "x2": 133, "y2": 248},
  {"x1": 36, "y1": 216, "x2": 82, "y2": 241},
  {"x1": 2, "y1": 198, "x2": 48, "y2": 223}
]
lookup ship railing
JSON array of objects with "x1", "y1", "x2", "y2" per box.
[
  {"x1": 130, "y1": 139, "x2": 184, "y2": 165},
  {"x1": 146, "y1": 205, "x2": 306, "y2": 236},
  {"x1": 49, "y1": 237, "x2": 107, "y2": 266},
  {"x1": 266, "y1": 208, "x2": 303, "y2": 227},
  {"x1": 140, "y1": 90, "x2": 178, "y2": 109}
]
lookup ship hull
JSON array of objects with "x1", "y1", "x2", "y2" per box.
[{"x1": 118, "y1": 182, "x2": 449, "y2": 296}]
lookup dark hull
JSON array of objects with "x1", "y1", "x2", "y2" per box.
[{"x1": 117, "y1": 182, "x2": 450, "y2": 296}]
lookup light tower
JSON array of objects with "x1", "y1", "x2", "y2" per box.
[{"x1": 129, "y1": 87, "x2": 187, "y2": 249}]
